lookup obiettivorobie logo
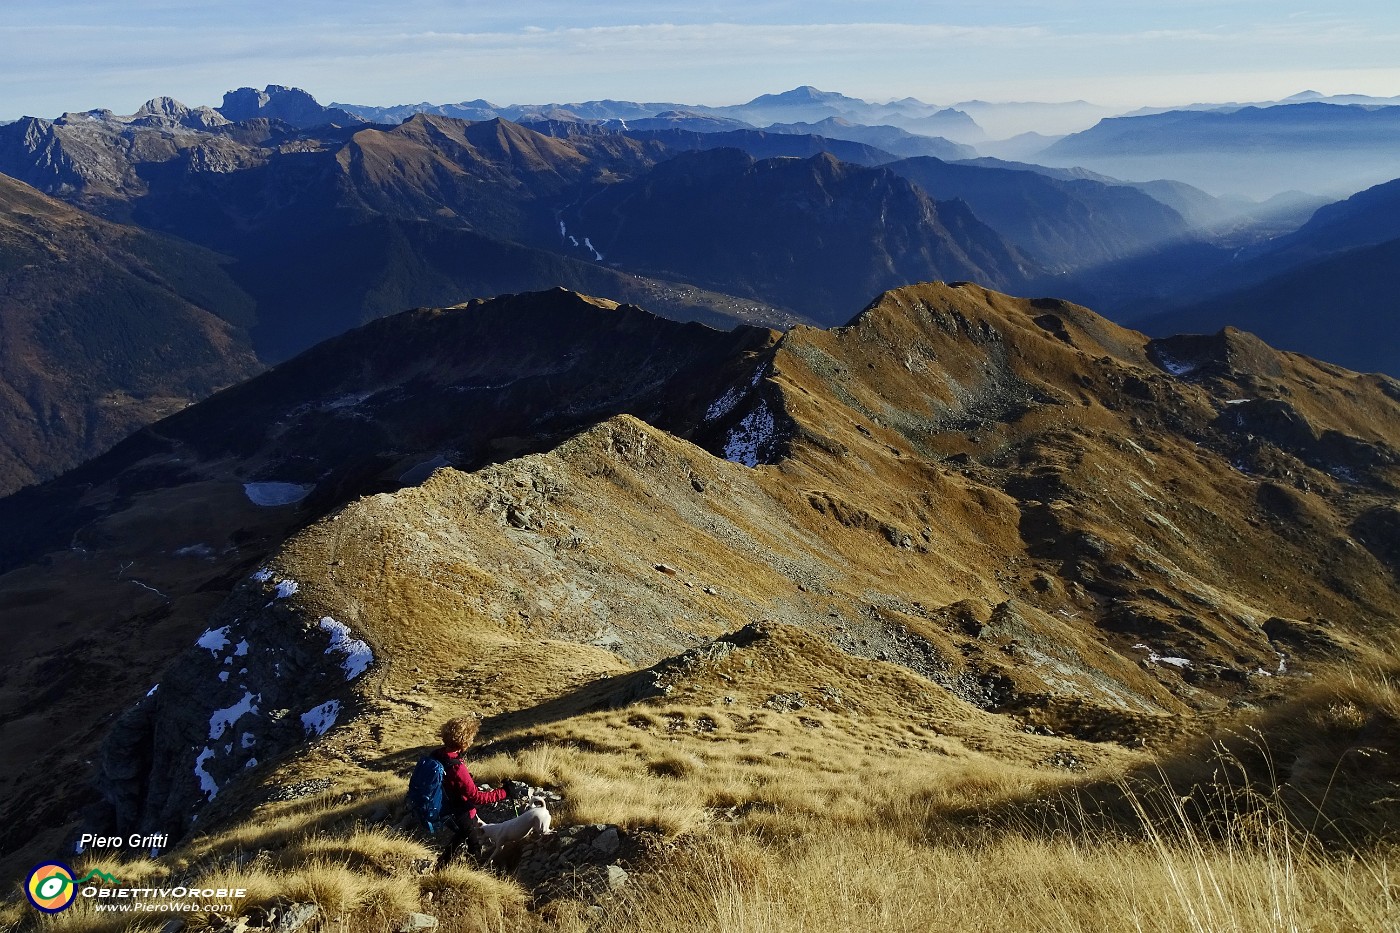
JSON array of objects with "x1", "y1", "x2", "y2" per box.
[
  {"x1": 25, "y1": 863, "x2": 121, "y2": 913},
  {"x1": 23, "y1": 862, "x2": 246, "y2": 915}
]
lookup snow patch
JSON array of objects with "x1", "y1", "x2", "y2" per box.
[
  {"x1": 1156, "y1": 353, "x2": 1198, "y2": 377},
  {"x1": 705, "y1": 365, "x2": 767, "y2": 422},
  {"x1": 250, "y1": 568, "x2": 274, "y2": 583},
  {"x1": 301, "y1": 700, "x2": 341, "y2": 737},
  {"x1": 194, "y1": 748, "x2": 219, "y2": 801},
  {"x1": 174, "y1": 544, "x2": 216, "y2": 559},
  {"x1": 209, "y1": 691, "x2": 259, "y2": 740},
  {"x1": 218, "y1": 671, "x2": 229, "y2": 683},
  {"x1": 241, "y1": 731, "x2": 256, "y2": 749},
  {"x1": 275, "y1": 579, "x2": 299, "y2": 599},
  {"x1": 146, "y1": 684, "x2": 159, "y2": 697},
  {"x1": 583, "y1": 237, "x2": 604, "y2": 261},
  {"x1": 245, "y1": 758, "x2": 258, "y2": 769},
  {"x1": 319, "y1": 617, "x2": 374, "y2": 680},
  {"x1": 197, "y1": 626, "x2": 230, "y2": 657},
  {"x1": 723, "y1": 401, "x2": 777, "y2": 467},
  {"x1": 1224, "y1": 398, "x2": 1252, "y2": 406},
  {"x1": 1329, "y1": 465, "x2": 1359, "y2": 484},
  {"x1": 1132, "y1": 643, "x2": 1191, "y2": 668},
  {"x1": 234, "y1": 639, "x2": 250, "y2": 657},
  {"x1": 243, "y1": 482, "x2": 313, "y2": 507}
]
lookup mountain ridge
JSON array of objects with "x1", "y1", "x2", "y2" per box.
[{"x1": 0, "y1": 283, "x2": 1395, "y2": 875}]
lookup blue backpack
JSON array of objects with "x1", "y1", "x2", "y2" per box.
[{"x1": 407, "y1": 752, "x2": 450, "y2": 833}]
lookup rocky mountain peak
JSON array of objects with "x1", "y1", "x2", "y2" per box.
[
  {"x1": 219, "y1": 84, "x2": 364, "y2": 129},
  {"x1": 138, "y1": 96, "x2": 190, "y2": 118}
]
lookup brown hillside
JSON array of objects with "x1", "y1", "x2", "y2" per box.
[
  {"x1": 0, "y1": 284, "x2": 1397, "y2": 913},
  {"x1": 0, "y1": 173, "x2": 261, "y2": 494}
]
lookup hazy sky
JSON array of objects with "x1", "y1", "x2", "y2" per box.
[{"x1": 4, "y1": 1, "x2": 1400, "y2": 120}]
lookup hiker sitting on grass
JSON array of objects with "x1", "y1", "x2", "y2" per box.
[
  {"x1": 440, "y1": 715, "x2": 511, "y2": 824},
  {"x1": 436, "y1": 716, "x2": 551, "y2": 862}
]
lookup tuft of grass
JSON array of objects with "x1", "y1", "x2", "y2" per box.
[{"x1": 419, "y1": 863, "x2": 534, "y2": 933}]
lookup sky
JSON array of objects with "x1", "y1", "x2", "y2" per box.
[{"x1": 4, "y1": 1, "x2": 1400, "y2": 122}]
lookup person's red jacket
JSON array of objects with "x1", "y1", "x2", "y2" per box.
[{"x1": 441, "y1": 748, "x2": 506, "y2": 819}]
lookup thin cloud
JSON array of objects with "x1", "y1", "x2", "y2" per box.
[{"x1": 4, "y1": 15, "x2": 1400, "y2": 118}]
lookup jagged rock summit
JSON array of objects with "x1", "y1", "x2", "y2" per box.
[
  {"x1": 0, "y1": 283, "x2": 1396, "y2": 873},
  {"x1": 218, "y1": 84, "x2": 365, "y2": 128}
]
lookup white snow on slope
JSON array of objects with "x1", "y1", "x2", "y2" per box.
[
  {"x1": 209, "y1": 691, "x2": 259, "y2": 740},
  {"x1": 194, "y1": 747, "x2": 219, "y2": 800},
  {"x1": 723, "y1": 402, "x2": 776, "y2": 467},
  {"x1": 319, "y1": 617, "x2": 374, "y2": 680},
  {"x1": 705, "y1": 365, "x2": 767, "y2": 422},
  {"x1": 197, "y1": 626, "x2": 230, "y2": 656},
  {"x1": 275, "y1": 580, "x2": 299, "y2": 599},
  {"x1": 243, "y1": 482, "x2": 313, "y2": 507},
  {"x1": 301, "y1": 700, "x2": 341, "y2": 737},
  {"x1": 1156, "y1": 354, "x2": 1197, "y2": 377},
  {"x1": 1132, "y1": 643, "x2": 1192, "y2": 667}
]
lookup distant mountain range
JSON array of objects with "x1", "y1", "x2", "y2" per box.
[
  {"x1": 1124, "y1": 90, "x2": 1400, "y2": 118},
  {"x1": 763, "y1": 118, "x2": 975, "y2": 161},
  {"x1": 557, "y1": 148, "x2": 1036, "y2": 321},
  {"x1": 1143, "y1": 178, "x2": 1400, "y2": 374},
  {"x1": 341, "y1": 85, "x2": 993, "y2": 144},
  {"x1": 882, "y1": 157, "x2": 1191, "y2": 272},
  {"x1": 3, "y1": 80, "x2": 1400, "y2": 499},
  {"x1": 1040, "y1": 102, "x2": 1400, "y2": 198}
]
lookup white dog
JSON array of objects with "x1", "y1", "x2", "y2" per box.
[{"x1": 471, "y1": 798, "x2": 553, "y2": 862}]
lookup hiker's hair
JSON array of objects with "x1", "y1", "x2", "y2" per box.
[{"x1": 440, "y1": 716, "x2": 481, "y2": 751}]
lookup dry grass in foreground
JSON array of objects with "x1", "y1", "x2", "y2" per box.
[
  {"x1": 6, "y1": 655, "x2": 1397, "y2": 932},
  {"x1": 607, "y1": 817, "x2": 1397, "y2": 933}
]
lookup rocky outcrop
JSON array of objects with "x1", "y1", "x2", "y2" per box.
[
  {"x1": 88, "y1": 569, "x2": 377, "y2": 844},
  {"x1": 218, "y1": 85, "x2": 365, "y2": 129}
]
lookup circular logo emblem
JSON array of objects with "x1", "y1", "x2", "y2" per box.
[{"x1": 25, "y1": 862, "x2": 77, "y2": 913}]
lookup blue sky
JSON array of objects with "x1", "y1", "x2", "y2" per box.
[{"x1": 4, "y1": 1, "x2": 1400, "y2": 120}]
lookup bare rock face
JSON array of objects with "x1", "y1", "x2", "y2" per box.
[
  {"x1": 218, "y1": 85, "x2": 365, "y2": 129},
  {"x1": 89, "y1": 572, "x2": 374, "y2": 841}
]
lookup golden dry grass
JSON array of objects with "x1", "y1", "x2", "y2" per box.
[
  {"x1": 605, "y1": 820, "x2": 1398, "y2": 933},
  {"x1": 10, "y1": 621, "x2": 1395, "y2": 933},
  {"x1": 11, "y1": 692, "x2": 1396, "y2": 933}
]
